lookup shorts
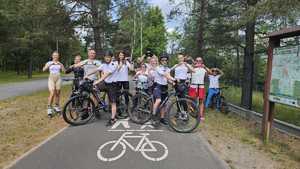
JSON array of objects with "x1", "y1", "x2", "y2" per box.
[
  {"x1": 117, "y1": 81, "x2": 129, "y2": 91},
  {"x1": 48, "y1": 74, "x2": 61, "y2": 91},
  {"x1": 105, "y1": 82, "x2": 118, "y2": 103},
  {"x1": 153, "y1": 83, "x2": 168, "y2": 102},
  {"x1": 188, "y1": 87, "x2": 205, "y2": 99}
]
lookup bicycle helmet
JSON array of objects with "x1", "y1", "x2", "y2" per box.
[{"x1": 159, "y1": 53, "x2": 169, "y2": 61}]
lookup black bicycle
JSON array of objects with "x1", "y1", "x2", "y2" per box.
[
  {"x1": 130, "y1": 84, "x2": 200, "y2": 133},
  {"x1": 62, "y1": 79, "x2": 131, "y2": 126}
]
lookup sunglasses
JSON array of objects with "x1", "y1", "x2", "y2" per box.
[
  {"x1": 161, "y1": 59, "x2": 168, "y2": 62},
  {"x1": 195, "y1": 60, "x2": 202, "y2": 62}
]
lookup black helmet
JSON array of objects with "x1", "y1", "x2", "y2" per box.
[
  {"x1": 159, "y1": 53, "x2": 169, "y2": 61},
  {"x1": 146, "y1": 50, "x2": 153, "y2": 57},
  {"x1": 104, "y1": 51, "x2": 113, "y2": 57}
]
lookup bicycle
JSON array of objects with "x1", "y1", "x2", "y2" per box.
[
  {"x1": 97, "y1": 132, "x2": 168, "y2": 162},
  {"x1": 62, "y1": 79, "x2": 131, "y2": 126},
  {"x1": 130, "y1": 84, "x2": 200, "y2": 133},
  {"x1": 208, "y1": 86, "x2": 229, "y2": 114}
]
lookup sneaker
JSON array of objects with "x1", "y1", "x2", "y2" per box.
[
  {"x1": 160, "y1": 118, "x2": 168, "y2": 125},
  {"x1": 53, "y1": 105, "x2": 61, "y2": 113},
  {"x1": 47, "y1": 106, "x2": 53, "y2": 118},
  {"x1": 106, "y1": 119, "x2": 117, "y2": 126}
]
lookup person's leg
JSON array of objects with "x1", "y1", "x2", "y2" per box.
[
  {"x1": 159, "y1": 86, "x2": 168, "y2": 125},
  {"x1": 205, "y1": 88, "x2": 214, "y2": 108},
  {"x1": 215, "y1": 89, "x2": 221, "y2": 111},
  {"x1": 123, "y1": 81, "x2": 130, "y2": 105},
  {"x1": 199, "y1": 99, "x2": 205, "y2": 118},
  {"x1": 106, "y1": 84, "x2": 118, "y2": 126},
  {"x1": 152, "y1": 86, "x2": 161, "y2": 117},
  {"x1": 48, "y1": 90, "x2": 55, "y2": 107},
  {"x1": 55, "y1": 89, "x2": 61, "y2": 106}
]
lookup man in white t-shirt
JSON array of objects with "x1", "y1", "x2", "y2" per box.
[
  {"x1": 205, "y1": 68, "x2": 224, "y2": 111},
  {"x1": 188, "y1": 57, "x2": 211, "y2": 120},
  {"x1": 75, "y1": 49, "x2": 101, "y2": 80}
]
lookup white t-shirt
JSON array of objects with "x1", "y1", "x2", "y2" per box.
[
  {"x1": 46, "y1": 61, "x2": 62, "y2": 75},
  {"x1": 190, "y1": 67, "x2": 206, "y2": 87},
  {"x1": 174, "y1": 64, "x2": 189, "y2": 80},
  {"x1": 208, "y1": 75, "x2": 221, "y2": 88},
  {"x1": 154, "y1": 66, "x2": 170, "y2": 85},
  {"x1": 97, "y1": 62, "x2": 118, "y2": 83},
  {"x1": 116, "y1": 61, "x2": 131, "y2": 82},
  {"x1": 81, "y1": 59, "x2": 102, "y2": 80}
]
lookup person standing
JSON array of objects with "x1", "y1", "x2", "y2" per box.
[
  {"x1": 116, "y1": 51, "x2": 134, "y2": 116},
  {"x1": 152, "y1": 54, "x2": 176, "y2": 125},
  {"x1": 188, "y1": 57, "x2": 211, "y2": 121},
  {"x1": 43, "y1": 51, "x2": 65, "y2": 118},
  {"x1": 205, "y1": 68, "x2": 224, "y2": 111},
  {"x1": 65, "y1": 55, "x2": 84, "y2": 90},
  {"x1": 75, "y1": 49, "x2": 101, "y2": 80},
  {"x1": 86, "y1": 51, "x2": 119, "y2": 126}
]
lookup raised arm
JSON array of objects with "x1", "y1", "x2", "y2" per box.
[
  {"x1": 217, "y1": 68, "x2": 224, "y2": 76},
  {"x1": 203, "y1": 65, "x2": 212, "y2": 75}
]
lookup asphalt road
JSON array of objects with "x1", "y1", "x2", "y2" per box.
[
  {"x1": 8, "y1": 117, "x2": 229, "y2": 169},
  {"x1": 0, "y1": 78, "x2": 71, "y2": 100}
]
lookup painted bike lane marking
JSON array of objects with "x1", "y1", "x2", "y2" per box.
[{"x1": 97, "y1": 119, "x2": 168, "y2": 162}]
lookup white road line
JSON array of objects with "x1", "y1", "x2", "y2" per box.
[
  {"x1": 3, "y1": 126, "x2": 68, "y2": 169},
  {"x1": 108, "y1": 129, "x2": 164, "y2": 132}
]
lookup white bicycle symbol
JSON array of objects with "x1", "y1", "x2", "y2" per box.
[{"x1": 97, "y1": 132, "x2": 168, "y2": 162}]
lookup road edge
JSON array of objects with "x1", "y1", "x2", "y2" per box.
[
  {"x1": 3, "y1": 126, "x2": 68, "y2": 169},
  {"x1": 198, "y1": 132, "x2": 231, "y2": 169}
]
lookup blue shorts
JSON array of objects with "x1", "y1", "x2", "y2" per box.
[{"x1": 153, "y1": 83, "x2": 168, "y2": 102}]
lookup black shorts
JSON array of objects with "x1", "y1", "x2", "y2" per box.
[
  {"x1": 153, "y1": 83, "x2": 168, "y2": 102},
  {"x1": 117, "y1": 81, "x2": 129, "y2": 91},
  {"x1": 97, "y1": 82, "x2": 118, "y2": 103}
]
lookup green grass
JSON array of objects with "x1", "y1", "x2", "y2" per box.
[
  {"x1": 223, "y1": 86, "x2": 300, "y2": 126},
  {"x1": 0, "y1": 71, "x2": 49, "y2": 84}
]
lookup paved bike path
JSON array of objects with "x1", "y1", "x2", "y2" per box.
[
  {"x1": 0, "y1": 77, "x2": 71, "y2": 100},
  {"x1": 8, "y1": 118, "x2": 229, "y2": 169}
]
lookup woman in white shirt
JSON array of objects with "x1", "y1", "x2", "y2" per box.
[
  {"x1": 116, "y1": 51, "x2": 134, "y2": 112},
  {"x1": 188, "y1": 57, "x2": 211, "y2": 121},
  {"x1": 43, "y1": 51, "x2": 65, "y2": 118}
]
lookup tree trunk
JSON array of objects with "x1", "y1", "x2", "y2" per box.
[
  {"x1": 236, "y1": 47, "x2": 240, "y2": 86},
  {"x1": 196, "y1": 0, "x2": 208, "y2": 57},
  {"x1": 27, "y1": 56, "x2": 33, "y2": 79},
  {"x1": 241, "y1": 0, "x2": 257, "y2": 109},
  {"x1": 90, "y1": 0, "x2": 102, "y2": 56}
]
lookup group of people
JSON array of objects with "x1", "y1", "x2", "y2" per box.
[{"x1": 42, "y1": 49, "x2": 224, "y2": 126}]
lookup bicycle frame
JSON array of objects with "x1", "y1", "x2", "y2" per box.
[{"x1": 110, "y1": 132, "x2": 157, "y2": 152}]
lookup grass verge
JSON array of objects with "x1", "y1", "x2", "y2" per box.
[
  {"x1": 0, "y1": 72, "x2": 49, "y2": 84},
  {"x1": 223, "y1": 86, "x2": 300, "y2": 126},
  {"x1": 200, "y1": 110, "x2": 300, "y2": 169},
  {"x1": 0, "y1": 86, "x2": 70, "y2": 168}
]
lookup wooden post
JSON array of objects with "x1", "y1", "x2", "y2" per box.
[{"x1": 262, "y1": 38, "x2": 279, "y2": 142}]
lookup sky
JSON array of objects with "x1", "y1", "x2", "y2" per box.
[{"x1": 147, "y1": 0, "x2": 186, "y2": 33}]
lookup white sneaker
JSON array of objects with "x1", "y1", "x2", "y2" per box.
[
  {"x1": 53, "y1": 106, "x2": 61, "y2": 113},
  {"x1": 47, "y1": 107, "x2": 53, "y2": 118}
]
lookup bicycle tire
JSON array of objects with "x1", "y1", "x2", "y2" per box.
[
  {"x1": 62, "y1": 95, "x2": 95, "y2": 126},
  {"x1": 167, "y1": 98, "x2": 200, "y2": 133},
  {"x1": 129, "y1": 92, "x2": 152, "y2": 124}
]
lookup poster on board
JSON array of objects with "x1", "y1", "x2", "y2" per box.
[{"x1": 269, "y1": 45, "x2": 300, "y2": 108}]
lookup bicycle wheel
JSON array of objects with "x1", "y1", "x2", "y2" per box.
[
  {"x1": 129, "y1": 92, "x2": 152, "y2": 124},
  {"x1": 116, "y1": 91, "x2": 132, "y2": 119},
  {"x1": 167, "y1": 98, "x2": 200, "y2": 133},
  {"x1": 220, "y1": 96, "x2": 229, "y2": 114},
  {"x1": 62, "y1": 96, "x2": 95, "y2": 126}
]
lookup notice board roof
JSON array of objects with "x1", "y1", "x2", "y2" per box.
[{"x1": 267, "y1": 26, "x2": 300, "y2": 39}]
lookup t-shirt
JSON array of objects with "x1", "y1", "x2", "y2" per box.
[
  {"x1": 174, "y1": 64, "x2": 189, "y2": 80},
  {"x1": 136, "y1": 73, "x2": 149, "y2": 89},
  {"x1": 208, "y1": 75, "x2": 221, "y2": 88},
  {"x1": 81, "y1": 59, "x2": 102, "y2": 80},
  {"x1": 46, "y1": 61, "x2": 62, "y2": 74},
  {"x1": 190, "y1": 67, "x2": 206, "y2": 88},
  {"x1": 116, "y1": 61, "x2": 131, "y2": 82},
  {"x1": 97, "y1": 62, "x2": 118, "y2": 83},
  {"x1": 154, "y1": 66, "x2": 170, "y2": 85}
]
